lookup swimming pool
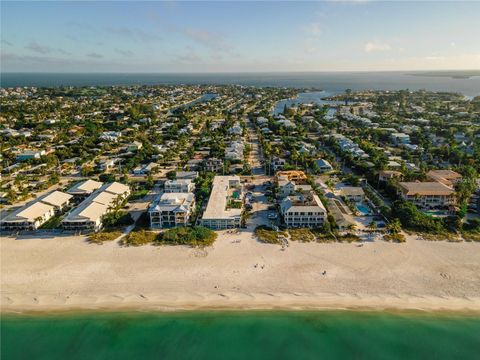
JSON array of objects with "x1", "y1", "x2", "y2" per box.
[{"x1": 356, "y1": 203, "x2": 371, "y2": 216}]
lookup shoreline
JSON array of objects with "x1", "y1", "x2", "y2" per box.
[{"x1": 3, "y1": 293, "x2": 480, "y2": 315}]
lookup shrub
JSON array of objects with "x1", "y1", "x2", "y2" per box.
[
  {"x1": 123, "y1": 230, "x2": 158, "y2": 246},
  {"x1": 158, "y1": 226, "x2": 217, "y2": 247},
  {"x1": 102, "y1": 211, "x2": 134, "y2": 228},
  {"x1": 88, "y1": 230, "x2": 122, "y2": 244},
  {"x1": 390, "y1": 200, "x2": 445, "y2": 233},
  {"x1": 462, "y1": 232, "x2": 480, "y2": 242},
  {"x1": 384, "y1": 233, "x2": 406, "y2": 243},
  {"x1": 254, "y1": 225, "x2": 286, "y2": 244},
  {"x1": 289, "y1": 228, "x2": 316, "y2": 242},
  {"x1": 337, "y1": 233, "x2": 361, "y2": 243}
]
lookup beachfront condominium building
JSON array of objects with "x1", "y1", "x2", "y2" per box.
[
  {"x1": 397, "y1": 182, "x2": 456, "y2": 209},
  {"x1": 0, "y1": 190, "x2": 72, "y2": 231},
  {"x1": 67, "y1": 179, "x2": 104, "y2": 201},
  {"x1": 280, "y1": 191, "x2": 327, "y2": 228},
  {"x1": 148, "y1": 192, "x2": 195, "y2": 228},
  {"x1": 426, "y1": 170, "x2": 462, "y2": 188},
  {"x1": 164, "y1": 179, "x2": 195, "y2": 193},
  {"x1": 62, "y1": 181, "x2": 130, "y2": 232},
  {"x1": 201, "y1": 176, "x2": 243, "y2": 230}
]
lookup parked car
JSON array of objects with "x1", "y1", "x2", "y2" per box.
[{"x1": 268, "y1": 213, "x2": 278, "y2": 220}]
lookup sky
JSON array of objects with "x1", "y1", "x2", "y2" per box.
[{"x1": 1, "y1": 0, "x2": 480, "y2": 73}]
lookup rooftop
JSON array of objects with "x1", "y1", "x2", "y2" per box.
[
  {"x1": 1, "y1": 201, "x2": 54, "y2": 223},
  {"x1": 202, "y1": 176, "x2": 242, "y2": 220},
  {"x1": 38, "y1": 190, "x2": 73, "y2": 207},
  {"x1": 398, "y1": 182, "x2": 455, "y2": 196},
  {"x1": 340, "y1": 186, "x2": 365, "y2": 197},
  {"x1": 67, "y1": 179, "x2": 103, "y2": 195},
  {"x1": 150, "y1": 192, "x2": 194, "y2": 212},
  {"x1": 281, "y1": 192, "x2": 326, "y2": 213}
]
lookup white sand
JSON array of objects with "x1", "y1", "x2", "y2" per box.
[{"x1": 1, "y1": 231, "x2": 480, "y2": 313}]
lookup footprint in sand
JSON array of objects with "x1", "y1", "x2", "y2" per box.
[{"x1": 440, "y1": 273, "x2": 451, "y2": 279}]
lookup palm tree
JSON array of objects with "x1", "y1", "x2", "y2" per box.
[
  {"x1": 387, "y1": 218, "x2": 402, "y2": 234},
  {"x1": 367, "y1": 221, "x2": 377, "y2": 231},
  {"x1": 345, "y1": 89, "x2": 352, "y2": 105},
  {"x1": 347, "y1": 223, "x2": 357, "y2": 232}
]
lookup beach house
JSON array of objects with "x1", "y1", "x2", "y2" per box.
[
  {"x1": 280, "y1": 192, "x2": 327, "y2": 228},
  {"x1": 148, "y1": 192, "x2": 195, "y2": 228}
]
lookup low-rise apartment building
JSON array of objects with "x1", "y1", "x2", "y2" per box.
[
  {"x1": 67, "y1": 179, "x2": 104, "y2": 200},
  {"x1": 280, "y1": 192, "x2": 327, "y2": 228},
  {"x1": 149, "y1": 192, "x2": 195, "y2": 228},
  {"x1": 397, "y1": 182, "x2": 456, "y2": 209},
  {"x1": 62, "y1": 182, "x2": 130, "y2": 232},
  {"x1": 0, "y1": 190, "x2": 72, "y2": 231},
  {"x1": 201, "y1": 176, "x2": 243, "y2": 230},
  {"x1": 426, "y1": 170, "x2": 462, "y2": 188}
]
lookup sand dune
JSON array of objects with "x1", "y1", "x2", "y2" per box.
[{"x1": 1, "y1": 231, "x2": 480, "y2": 313}]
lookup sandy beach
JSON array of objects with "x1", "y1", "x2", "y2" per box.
[{"x1": 1, "y1": 231, "x2": 480, "y2": 313}]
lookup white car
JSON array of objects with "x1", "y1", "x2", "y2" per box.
[{"x1": 268, "y1": 213, "x2": 278, "y2": 220}]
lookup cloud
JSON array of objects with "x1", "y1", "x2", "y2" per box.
[
  {"x1": 328, "y1": 0, "x2": 372, "y2": 4},
  {"x1": 57, "y1": 48, "x2": 72, "y2": 56},
  {"x1": 86, "y1": 52, "x2": 103, "y2": 59},
  {"x1": 174, "y1": 46, "x2": 203, "y2": 63},
  {"x1": 303, "y1": 23, "x2": 322, "y2": 37},
  {"x1": 114, "y1": 48, "x2": 134, "y2": 57},
  {"x1": 364, "y1": 41, "x2": 391, "y2": 53},
  {"x1": 183, "y1": 28, "x2": 230, "y2": 52},
  {"x1": 106, "y1": 27, "x2": 162, "y2": 42},
  {"x1": 25, "y1": 41, "x2": 53, "y2": 54}
]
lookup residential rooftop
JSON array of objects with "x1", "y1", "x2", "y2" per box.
[{"x1": 202, "y1": 176, "x2": 242, "y2": 220}]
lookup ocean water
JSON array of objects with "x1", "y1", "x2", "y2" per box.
[
  {"x1": 1, "y1": 72, "x2": 479, "y2": 96},
  {"x1": 2, "y1": 311, "x2": 480, "y2": 360}
]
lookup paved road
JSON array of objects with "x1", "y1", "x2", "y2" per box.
[{"x1": 246, "y1": 119, "x2": 265, "y2": 176}]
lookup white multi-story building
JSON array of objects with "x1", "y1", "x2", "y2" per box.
[
  {"x1": 280, "y1": 192, "x2": 327, "y2": 228},
  {"x1": 201, "y1": 176, "x2": 243, "y2": 230},
  {"x1": 164, "y1": 179, "x2": 195, "y2": 193},
  {"x1": 149, "y1": 193, "x2": 195, "y2": 228}
]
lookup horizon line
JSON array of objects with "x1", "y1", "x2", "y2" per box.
[{"x1": 2, "y1": 69, "x2": 480, "y2": 75}]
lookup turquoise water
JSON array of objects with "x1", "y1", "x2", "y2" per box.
[
  {"x1": 2, "y1": 311, "x2": 480, "y2": 360},
  {"x1": 356, "y1": 203, "x2": 371, "y2": 216}
]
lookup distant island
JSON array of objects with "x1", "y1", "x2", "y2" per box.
[{"x1": 407, "y1": 70, "x2": 480, "y2": 79}]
